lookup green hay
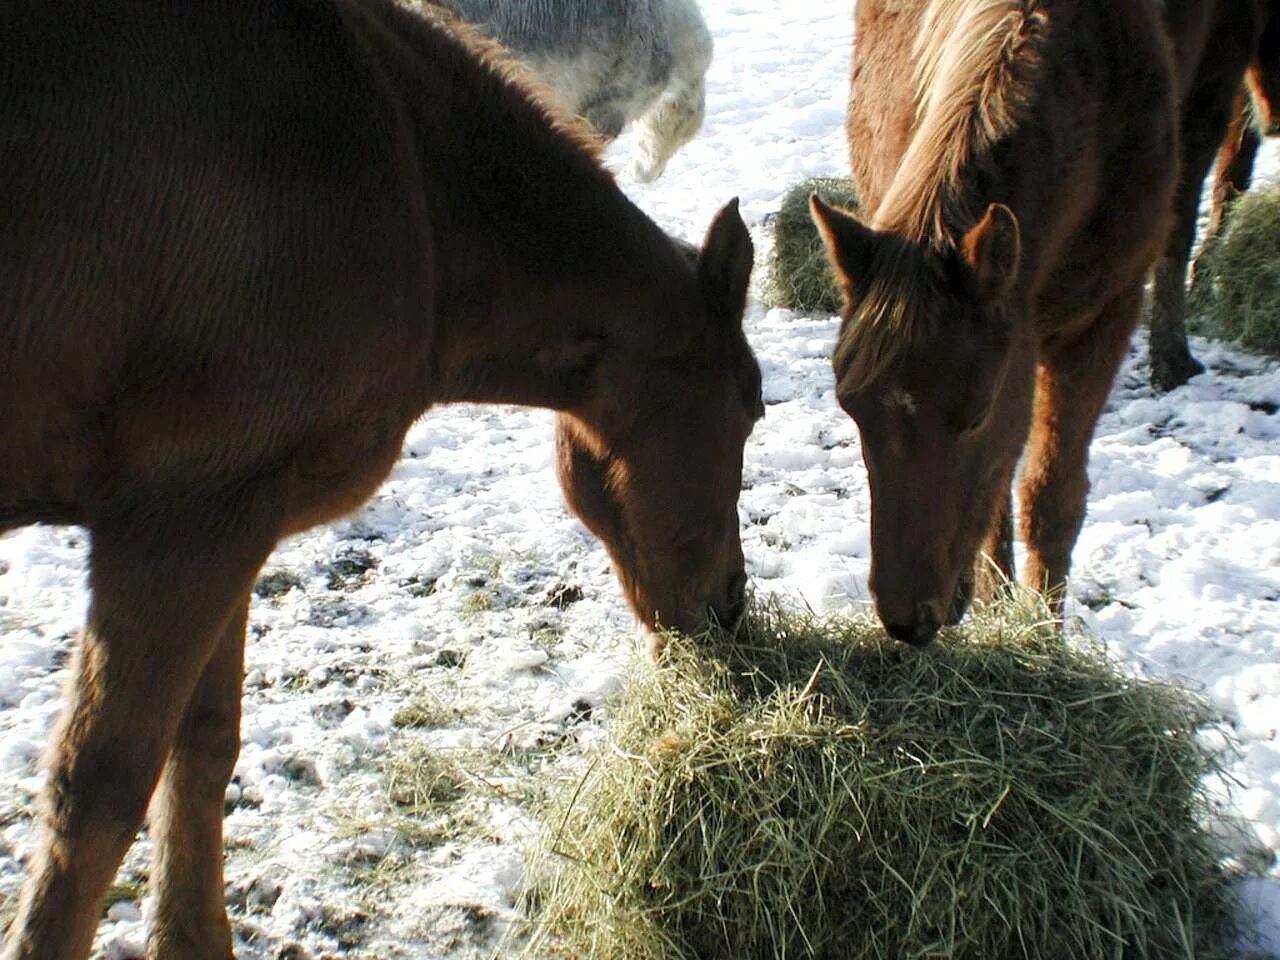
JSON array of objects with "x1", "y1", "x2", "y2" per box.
[
  {"x1": 763, "y1": 177, "x2": 859, "y2": 315},
  {"x1": 1189, "y1": 182, "x2": 1280, "y2": 357},
  {"x1": 521, "y1": 598, "x2": 1242, "y2": 960}
]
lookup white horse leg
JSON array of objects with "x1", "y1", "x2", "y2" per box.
[{"x1": 632, "y1": 9, "x2": 711, "y2": 181}]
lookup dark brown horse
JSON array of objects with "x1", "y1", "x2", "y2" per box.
[
  {"x1": 814, "y1": 0, "x2": 1177, "y2": 646},
  {"x1": 0, "y1": 1, "x2": 761, "y2": 957},
  {"x1": 1150, "y1": 0, "x2": 1280, "y2": 390}
]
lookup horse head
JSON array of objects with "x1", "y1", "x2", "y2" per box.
[
  {"x1": 556, "y1": 200, "x2": 762, "y2": 651},
  {"x1": 813, "y1": 196, "x2": 1032, "y2": 646}
]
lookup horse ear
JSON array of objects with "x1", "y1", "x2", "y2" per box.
[
  {"x1": 809, "y1": 193, "x2": 877, "y2": 299},
  {"x1": 962, "y1": 202, "x2": 1020, "y2": 303},
  {"x1": 698, "y1": 198, "x2": 754, "y2": 323}
]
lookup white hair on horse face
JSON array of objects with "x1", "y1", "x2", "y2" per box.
[
  {"x1": 883, "y1": 387, "x2": 918, "y2": 415},
  {"x1": 434, "y1": 0, "x2": 712, "y2": 181}
]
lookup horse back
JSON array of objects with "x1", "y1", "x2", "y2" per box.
[
  {"x1": 2, "y1": 0, "x2": 436, "y2": 533},
  {"x1": 847, "y1": 0, "x2": 1177, "y2": 333}
]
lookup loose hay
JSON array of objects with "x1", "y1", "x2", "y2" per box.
[
  {"x1": 521, "y1": 599, "x2": 1242, "y2": 960},
  {"x1": 763, "y1": 177, "x2": 859, "y2": 315},
  {"x1": 1190, "y1": 182, "x2": 1280, "y2": 357}
]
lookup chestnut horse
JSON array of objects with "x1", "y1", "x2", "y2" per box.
[
  {"x1": 814, "y1": 0, "x2": 1177, "y2": 646},
  {"x1": 0, "y1": 0, "x2": 761, "y2": 957},
  {"x1": 1150, "y1": 0, "x2": 1280, "y2": 390}
]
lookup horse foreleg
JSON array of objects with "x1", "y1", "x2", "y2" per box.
[
  {"x1": 2, "y1": 494, "x2": 277, "y2": 960},
  {"x1": 1149, "y1": 213, "x2": 1206, "y2": 392},
  {"x1": 631, "y1": 18, "x2": 711, "y2": 183},
  {"x1": 1019, "y1": 285, "x2": 1142, "y2": 614},
  {"x1": 1192, "y1": 87, "x2": 1260, "y2": 285},
  {"x1": 147, "y1": 602, "x2": 249, "y2": 960},
  {"x1": 632, "y1": 72, "x2": 707, "y2": 183},
  {"x1": 1149, "y1": 73, "x2": 1243, "y2": 391},
  {"x1": 1208, "y1": 87, "x2": 1259, "y2": 240}
]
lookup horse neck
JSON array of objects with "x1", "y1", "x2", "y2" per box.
[
  {"x1": 347, "y1": 0, "x2": 698, "y2": 410},
  {"x1": 421, "y1": 138, "x2": 696, "y2": 409},
  {"x1": 431, "y1": 215, "x2": 697, "y2": 409}
]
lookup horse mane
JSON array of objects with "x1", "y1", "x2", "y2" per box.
[
  {"x1": 397, "y1": 0, "x2": 605, "y2": 159},
  {"x1": 835, "y1": 0, "x2": 1046, "y2": 395},
  {"x1": 876, "y1": 0, "x2": 1046, "y2": 243}
]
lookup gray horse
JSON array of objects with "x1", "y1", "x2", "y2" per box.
[{"x1": 431, "y1": 0, "x2": 712, "y2": 181}]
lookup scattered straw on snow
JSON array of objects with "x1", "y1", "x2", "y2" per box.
[
  {"x1": 517, "y1": 598, "x2": 1243, "y2": 960},
  {"x1": 763, "y1": 177, "x2": 860, "y2": 315},
  {"x1": 1190, "y1": 182, "x2": 1280, "y2": 358}
]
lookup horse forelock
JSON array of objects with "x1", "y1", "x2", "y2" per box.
[
  {"x1": 840, "y1": 0, "x2": 1044, "y2": 393},
  {"x1": 832, "y1": 239, "x2": 937, "y2": 398}
]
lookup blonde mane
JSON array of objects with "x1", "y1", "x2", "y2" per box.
[
  {"x1": 874, "y1": 0, "x2": 1047, "y2": 243},
  {"x1": 835, "y1": 0, "x2": 1045, "y2": 395}
]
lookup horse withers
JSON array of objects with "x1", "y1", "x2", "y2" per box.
[
  {"x1": 421, "y1": 0, "x2": 713, "y2": 182},
  {"x1": 0, "y1": 0, "x2": 761, "y2": 957},
  {"x1": 813, "y1": 0, "x2": 1177, "y2": 646}
]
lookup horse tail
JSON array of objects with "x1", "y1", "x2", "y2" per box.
[{"x1": 632, "y1": 4, "x2": 712, "y2": 182}]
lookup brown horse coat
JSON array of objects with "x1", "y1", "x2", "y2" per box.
[
  {"x1": 0, "y1": 1, "x2": 760, "y2": 956},
  {"x1": 816, "y1": 0, "x2": 1177, "y2": 644}
]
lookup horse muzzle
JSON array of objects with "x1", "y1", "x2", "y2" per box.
[
  {"x1": 644, "y1": 570, "x2": 748, "y2": 657},
  {"x1": 884, "y1": 605, "x2": 941, "y2": 647},
  {"x1": 946, "y1": 574, "x2": 975, "y2": 625},
  {"x1": 879, "y1": 576, "x2": 973, "y2": 647}
]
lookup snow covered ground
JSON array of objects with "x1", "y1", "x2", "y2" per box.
[{"x1": 2, "y1": 1, "x2": 1280, "y2": 957}]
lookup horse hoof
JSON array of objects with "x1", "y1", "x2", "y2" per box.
[{"x1": 1150, "y1": 350, "x2": 1205, "y2": 392}]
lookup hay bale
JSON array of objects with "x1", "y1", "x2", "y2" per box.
[
  {"x1": 1189, "y1": 182, "x2": 1280, "y2": 357},
  {"x1": 522, "y1": 599, "x2": 1241, "y2": 960},
  {"x1": 763, "y1": 177, "x2": 859, "y2": 314}
]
